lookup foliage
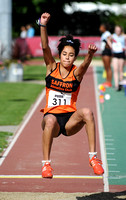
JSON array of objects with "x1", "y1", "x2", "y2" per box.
[
  {"x1": 12, "y1": 0, "x2": 126, "y2": 37},
  {"x1": 108, "y1": 14, "x2": 126, "y2": 32},
  {"x1": 0, "y1": 132, "x2": 13, "y2": 153}
]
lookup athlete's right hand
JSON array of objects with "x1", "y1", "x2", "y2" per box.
[{"x1": 41, "y1": 13, "x2": 50, "y2": 26}]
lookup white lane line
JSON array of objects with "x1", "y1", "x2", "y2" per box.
[
  {"x1": 106, "y1": 148, "x2": 115, "y2": 150},
  {"x1": 105, "y1": 139, "x2": 114, "y2": 141},
  {"x1": 0, "y1": 175, "x2": 103, "y2": 179},
  {"x1": 108, "y1": 176, "x2": 126, "y2": 179},
  {"x1": 108, "y1": 164, "x2": 117, "y2": 166},
  {"x1": 106, "y1": 143, "x2": 114, "y2": 146},
  {"x1": 109, "y1": 171, "x2": 120, "y2": 173},
  {"x1": 107, "y1": 158, "x2": 116, "y2": 161},
  {"x1": 106, "y1": 153, "x2": 115, "y2": 155},
  {"x1": 0, "y1": 89, "x2": 46, "y2": 166},
  {"x1": 93, "y1": 68, "x2": 109, "y2": 192},
  {"x1": 105, "y1": 135, "x2": 112, "y2": 137}
]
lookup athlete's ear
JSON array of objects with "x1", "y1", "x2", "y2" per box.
[{"x1": 74, "y1": 56, "x2": 77, "y2": 61}]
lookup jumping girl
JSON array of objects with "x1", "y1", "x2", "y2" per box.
[{"x1": 39, "y1": 12, "x2": 104, "y2": 178}]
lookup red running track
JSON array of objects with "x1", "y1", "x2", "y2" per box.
[{"x1": 0, "y1": 67, "x2": 104, "y2": 193}]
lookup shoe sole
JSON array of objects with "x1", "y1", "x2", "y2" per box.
[
  {"x1": 42, "y1": 174, "x2": 53, "y2": 179},
  {"x1": 42, "y1": 176, "x2": 53, "y2": 179},
  {"x1": 94, "y1": 172, "x2": 104, "y2": 175}
]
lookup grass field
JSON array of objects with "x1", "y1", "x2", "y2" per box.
[
  {"x1": 0, "y1": 63, "x2": 46, "y2": 153},
  {"x1": 23, "y1": 65, "x2": 46, "y2": 81},
  {"x1": 0, "y1": 132, "x2": 13, "y2": 153},
  {"x1": 0, "y1": 82, "x2": 44, "y2": 125}
]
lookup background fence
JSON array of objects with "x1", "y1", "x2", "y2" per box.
[{"x1": 15, "y1": 36, "x2": 101, "y2": 57}]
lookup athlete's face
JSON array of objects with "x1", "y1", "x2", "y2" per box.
[
  {"x1": 99, "y1": 25, "x2": 106, "y2": 33},
  {"x1": 60, "y1": 46, "x2": 76, "y2": 68},
  {"x1": 115, "y1": 26, "x2": 122, "y2": 36}
]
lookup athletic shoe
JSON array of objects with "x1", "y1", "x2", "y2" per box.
[
  {"x1": 42, "y1": 162, "x2": 53, "y2": 178},
  {"x1": 102, "y1": 82, "x2": 112, "y2": 88},
  {"x1": 89, "y1": 156, "x2": 104, "y2": 175},
  {"x1": 115, "y1": 85, "x2": 122, "y2": 92}
]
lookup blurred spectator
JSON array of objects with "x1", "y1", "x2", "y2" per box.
[
  {"x1": 99, "y1": 24, "x2": 112, "y2": 87},
  {"x1": 107, "y1": 25, "x2": 126, "y2": 91},
  {"x1": 20, "y1": 26, "x2": 27, "y2": 38},
  {"x1": 12, "y1": 38, "x2": 31, "y2": 62},
  {"x1": 26, "y1": 24, "x2": 35, "y2": 38}
]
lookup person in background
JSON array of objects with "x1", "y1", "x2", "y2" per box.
[
  {"x1": 107, "y1": 25, "x2": 126, "y2": 91},
  {"x1": 12, "y1": 37, "x2": 29, "y2": 62},
  {"x1": 99, "y1": 24, "x2": 112, "y2": 87},
  {"x1": 20, "y1": 26, "x2": 27, "y2": 38},
  {"x1": 26, "y1": 24, "x2": 35, "y2": 38}
]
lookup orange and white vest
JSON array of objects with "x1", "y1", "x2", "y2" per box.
[{"x1": 41, "y1": 62, "x2": 80, "y2": 114}]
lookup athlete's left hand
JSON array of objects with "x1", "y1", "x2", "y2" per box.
[{"x1": 88, "y1": 44, "x2": 97, "y2": 55}]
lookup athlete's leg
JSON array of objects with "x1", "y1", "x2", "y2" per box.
[
  {"x1": 112, "y1": 57, "x2": 119, "y2": 88},
  {"x1": 102, "y1": 55, "x2": 112, "y2": 83},
  {"x1": 65, "y1": 108, "x2": 104, "y2": 175},
  {"x1": 118, "y1": 58, "x2": 125, "y2": 82},
  {"x1": 42, "y1": 114, "x2": 60, "y2": 160},
  {"x1": 65, "y1": 108, "x2": 96, "y2": 152}
]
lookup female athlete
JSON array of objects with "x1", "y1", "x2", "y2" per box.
[
  {"x1": 99, "y1": 24, "x2": 112, "y2": 87},
  {"x1": 107, "y1": 25, "x2": 126, "y2": 91},
  {"x1": 39, "y1": 12, "x2": 104, "y2": 178}
]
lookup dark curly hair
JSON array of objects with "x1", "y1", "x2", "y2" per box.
[{"x1": 57, "y1": 35, "x2": 81, "y2": 57}]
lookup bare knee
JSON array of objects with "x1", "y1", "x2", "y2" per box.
[
  {"x1": 42, "y1": 115, "x2": 57, "y2": 130},
  {"x1": 82, "y1": 108, "x2": 94, "y2": 122}
]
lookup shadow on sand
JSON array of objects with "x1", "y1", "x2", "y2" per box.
[{"x1": 76, "y1": 190, "x2": 126, "y2": 200}]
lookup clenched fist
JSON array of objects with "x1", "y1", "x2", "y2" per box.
[
  {"x1": 40, "y1": 13, "x2": 51, "y2": 26},
  {"x1": 88, "y1": 44, "x2": 97, "y2": 55}
]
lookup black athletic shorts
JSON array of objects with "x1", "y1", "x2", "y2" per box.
[
  {"x1": 113, "y1": 52, "x2": 125, "y2": 59},
  {"x1": 44, "y1": 112, "x2": 74, "y2": 136},
  {"x1": 102, "y1": 48, "x2": 112, "y2": 56}
]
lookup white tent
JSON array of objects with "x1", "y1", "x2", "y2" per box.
[{"x1": 64, "y1": 2, "x2": 126, "y2": 16}]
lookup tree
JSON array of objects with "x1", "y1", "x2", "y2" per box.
[
  {"x1": 12, "y1": 0, "x2": 69, "y2": 37},
  {"x1": 12, "y1": 0, "x2": 126, "y2": 37}
]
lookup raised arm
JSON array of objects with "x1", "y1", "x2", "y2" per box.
[
  {"x1": 74, "y1": 44, "x2": 97, "y2": 82},
  {"x1": 40, "y1": 13, "x2": 56, "y2": 72}
]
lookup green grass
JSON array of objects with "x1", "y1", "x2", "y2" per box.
[
  {"x1": 0, "y1": 132, "x2": 13, "y2": 153},
  {"x1": 0, "y1": 65, "x2": 46, "y2": 125},
  {"x1": 23, "y1": 65, "x2": 46, "y2": 81},
  {"x1": 0, "y1": 64, "x2": 46, "y2": 153},
  {"x1": 0, "y1": 82, "x2": 44, "y2": 125}
]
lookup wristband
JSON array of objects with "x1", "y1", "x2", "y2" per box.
[
  {"x1": 36, "y1": 18, "x2": 46, "y2": 27},
  {"x1": 40, "y1": 24, "x2": 46, "y2": 27}
]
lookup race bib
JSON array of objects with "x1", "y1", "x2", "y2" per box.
[
  {"x1": 48, "y1": 90, "x2": 71, "y2": 108},
  {"x1": 112, "y1": 42, "x2": 123, "y2": 53}
]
